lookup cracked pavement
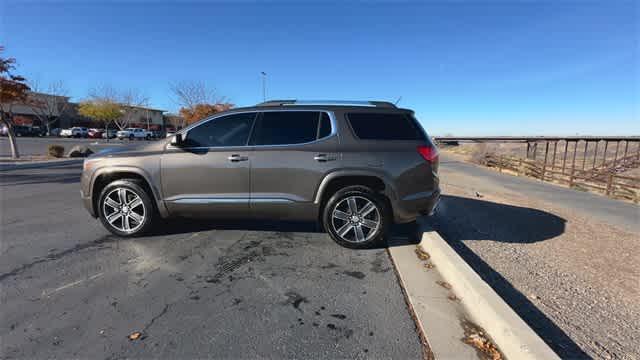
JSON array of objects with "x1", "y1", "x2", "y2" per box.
[{"x1": 0, "y1": 163, "x2": 422, "y2": 358}]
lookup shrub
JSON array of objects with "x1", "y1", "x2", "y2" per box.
[
  {"x1": 48, "y1": 144, "x2": 65, "y2": 158},
  {"x1": 67, "y1": 145, "x2": 94, "y2": 158}
]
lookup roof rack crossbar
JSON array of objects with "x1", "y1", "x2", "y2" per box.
[{"x1": 256, "y1": 100, "x2": 396, "y2": 108}]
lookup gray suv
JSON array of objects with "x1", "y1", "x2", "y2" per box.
[{"x1": 81, "y1": 100, "x2": 440, "y2": 248}]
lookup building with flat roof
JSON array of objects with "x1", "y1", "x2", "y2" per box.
[{"x1": 2, "y1": 91, "x2": 166, "y2": 131}]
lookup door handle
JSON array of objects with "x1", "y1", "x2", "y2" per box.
[
  {"x1": 314, "y1": 154, "x2": 336, "y2": 162},
  {"x1": 228, "y1": 154, "x2": 248, "y2": 162}
]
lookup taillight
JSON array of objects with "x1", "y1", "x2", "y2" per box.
[{"x1": 417, "y1": 145, "x2": 438, "y2": 162}]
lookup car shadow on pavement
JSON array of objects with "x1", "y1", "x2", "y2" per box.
[
  {"x1": 148, "y1": 217, "x2": 421, "y2": 248},
  {"x1": 147, "y1": 218, "x2": 325, "y2": 237},
  {"x1": 433, "y1": 194, "x2": 566, "y2": 243},
  {"x1": 427, "y1": 195, "x2": 588, "y2": 358}
]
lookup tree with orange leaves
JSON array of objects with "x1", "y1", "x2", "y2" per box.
[
  {"x1": 169, "y1": 81, "x2": 233, "y2": 126},
  {"x1": 0, "y1": 46, "x2": 31, "y2": 159},
  {"x1": 179, "y1": 102, "x2": 234, "y2": 125}
]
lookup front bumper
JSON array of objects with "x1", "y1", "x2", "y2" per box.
[{"x1": 82, "y1": 194, "x2": 96, "y2": 217}]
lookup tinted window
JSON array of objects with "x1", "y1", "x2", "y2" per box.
[
  {"x1": 347, "y1": 113, "x2": 426, "y2": 140},
  {"x1": 318, "y1": 112, "x2": 332, "y2": 139},
  {"x1": 185, "y1": 113, "x2": 255, "y2": 147},
  {"x1": 252, "y1": 111, "x2": 320, "y2": 145}
]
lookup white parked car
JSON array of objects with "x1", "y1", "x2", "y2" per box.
[
  {"x1": 60, "y1": 127, "x2": 88, "y2": 138},
  {"x1": 117, "y1": 128, "x2": 151, "y2": 140}
]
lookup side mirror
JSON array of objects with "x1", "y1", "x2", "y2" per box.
[{"x1": 172, "y1": 133, "x2": 184, "y2": 146}]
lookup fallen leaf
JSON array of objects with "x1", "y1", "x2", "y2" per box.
[
  {"x1": 414, "y1": 248, "x2": 430, "y2": 261},
  {"x1": 128, "y1": 331, "x2": 142, "y2": 340}
]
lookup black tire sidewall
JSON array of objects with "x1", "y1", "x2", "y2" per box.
[
  {"x1": 98, "y1": 179, "x2": 155, "y2": 237},
  {"x1": 323, "y1": 186, "x2": 390, "y2": 249}
]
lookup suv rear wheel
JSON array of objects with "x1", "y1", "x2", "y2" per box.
[
  {"x1": 98, "y1": 179, "x2": 155, "y2": 237},
  {"x1": 323, "y1": 185, "x2": 390, "y2": 248}
]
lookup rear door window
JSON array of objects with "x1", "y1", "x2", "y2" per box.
[
  {"x1": 347, "y1": 113, "x2": 426, "y2": 140},
  {"x1": 251, "y1": 111, "x2": 327, "y2": 145}
]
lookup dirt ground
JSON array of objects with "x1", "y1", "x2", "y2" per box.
[{"x1": 429, "y1": 163, "x2": 640, "y2": 359}]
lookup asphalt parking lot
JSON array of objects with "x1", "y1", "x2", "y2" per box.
[{"x1": 0, "y1": 162, "x2": 423, "y2": 358}]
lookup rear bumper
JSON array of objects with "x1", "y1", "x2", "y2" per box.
[{"x1": 392, "y1": 188, "x2": 440, "y2": 223}]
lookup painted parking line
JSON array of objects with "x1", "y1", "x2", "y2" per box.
[{"x1": 42, "y1": 272, "x2": 104, "y2": 297}]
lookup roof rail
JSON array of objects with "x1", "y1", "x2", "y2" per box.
[{"x1": 256, "y1": 100, "x2": 397, "y2": 108}]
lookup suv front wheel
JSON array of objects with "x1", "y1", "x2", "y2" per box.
[
  {"x1": 98, "y1": 179, "x2": 155, "y2": 237},
  {"x1": 323, "y1": 186, "x2": 390, "y2": 248}
]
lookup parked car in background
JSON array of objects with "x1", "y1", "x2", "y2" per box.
[
  {"x1": 165, "y1": 130, "x2": 176, "y2": 138},
  {"x1": 88, "y1": 128, "x2": 104, "y2": 139},
  {"x1": 0, "y1": 124, "x2": 45, "y2": 137},
  {"x1": 12, "y1": 126, "x2": 30, "y2": 137},
  {"x1": 49, "y1": 128, "x2": 62, "y2": 137},
  {"x1": 30, "y1": 126, "x2": 46, "y2": 137},
  {"x1": 102, "y1": 129, "x2": 117, "y2": 139},
  {"x1": 81, "y1": 100, "x2": 440, "y2": 248},
  {"x1": 61, "y1": 127, "x2": 89, "y2": 138},
  {"x1": 12, "y1": 125, "x2": 44, "y2": 137},
  {"x1": 117, "y1": 128, "x2": 151, "y2": 140}
]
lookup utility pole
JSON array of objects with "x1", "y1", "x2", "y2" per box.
[{"x1": 261, "y1": 72, "x2": 267, "y2": 102}]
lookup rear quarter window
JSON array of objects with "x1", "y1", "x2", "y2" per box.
[{"x1": 347, "y1": 112, "x2": 426, "y2": 140}]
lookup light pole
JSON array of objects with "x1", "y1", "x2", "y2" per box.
[{"x1": 261, "y1": 72, "x2": 267, "y2": 102}]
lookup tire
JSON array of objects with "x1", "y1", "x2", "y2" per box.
[
  {"x1": 98, "y1": 179, "x2": 156, "y2": 237},
  {"x1": 322, "y1": 185, "x2": 390, "y2": 249},
  {"x1": 129, "y1": 134, "x2": 134, "y2": 141}
]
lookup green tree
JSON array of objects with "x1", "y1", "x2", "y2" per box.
[
  {"x1": 0, "y1": 46, "x2": 30, "y2": 159},
  {"x1": 78, "y1": 98, "x2": 122, "y2": 139}
]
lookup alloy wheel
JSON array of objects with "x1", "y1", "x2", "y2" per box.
[
  {"x1": 102, "y1": 187, "x2": 146, "y2": 233},
  {"x1": 331, "y1": 195, "x2": 381, "y2": 243}
]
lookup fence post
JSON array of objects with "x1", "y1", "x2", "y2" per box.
[
  {"x1": 518, "y1": 158, "x2": 524, "y2": 176},
  {"x1": 542, "y1": 141, "x2": 549, "y2": 181},
  {"x1": 569, "y1": 141, "x2": 578, "y2": 185},
  {"x1": 569, "y1": 168, "x2": 575, "y2": 187},
  {"x1": 562, "y1": 140, "x2": 569, "y2": 174},
  {"x1": 605, "y1": 173, "x2": 614, "y2": 196}
]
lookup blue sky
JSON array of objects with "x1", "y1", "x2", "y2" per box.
[{"x1": 1, "y1": 1, "x2": 638, "y2": 135}]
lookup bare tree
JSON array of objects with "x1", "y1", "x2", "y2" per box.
[
  {"x1": 169, "y1": 81, "x2": 232, "y2": 125},
  {"x1": 116, "y1": 89, "x2": 149, "y2": 130},
  {"x1": 28, "y1": 79, "x2": 70, "y2": 135},
  {"x1": 169, "y1": 81, "x2": 222, "y2": 109}
]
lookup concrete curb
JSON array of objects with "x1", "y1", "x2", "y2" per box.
[
  {"x1": 0, "y1": 159, "x2": 83, "y2": 171},
  {"x1": 416, "y1": 218, "x2": 559, "y2": 360},
  {"x1": 387, "y1": 236, "x2": 478, "y2": 359}
]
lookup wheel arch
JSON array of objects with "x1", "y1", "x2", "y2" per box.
[
  {"x1": 314, "y1": 170, "x2": 397, "y2": 217},
  {"x1": 90, "y1": 166, "x2": 168, "y2": 218}
]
